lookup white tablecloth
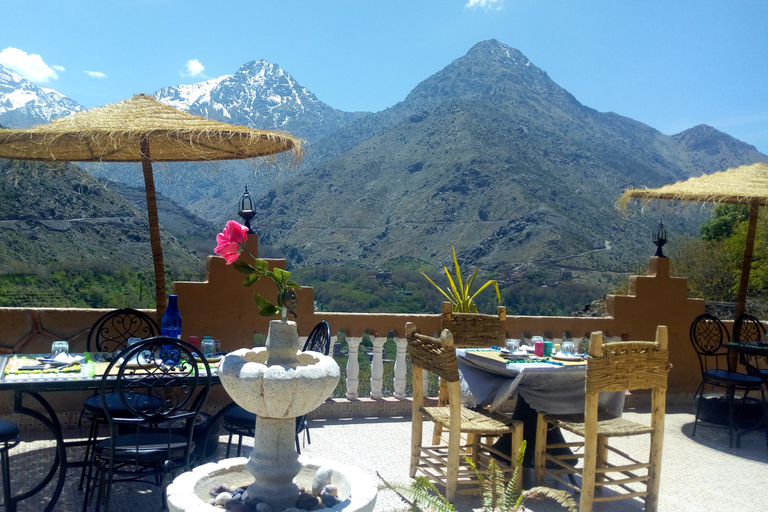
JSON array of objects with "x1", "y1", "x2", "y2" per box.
[{"x1": 457, "y1": 349, "x2": 625, "y2": 416}]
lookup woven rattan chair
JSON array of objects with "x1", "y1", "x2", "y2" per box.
[
  {"x1": 407, "y1": 322, "x2": 523, "y2": 501},
  {"x1": 534, "y1": 327, "x2": 671, "y2": 512},
  {"x1": 690, "y1": 313, "x2": 764, "y2": 446}
]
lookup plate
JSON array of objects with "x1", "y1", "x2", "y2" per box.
[
  {"x1": 550, "y1": 353, "x2": 584, "y2": 361},
  {"x1": 522, "y1": 345, "x2": 536, "y2": 352},
  {"x1": 194, "y1": 353, "x2": 225, "y2": 363},
  {"x1": 36, "y1": 358, "x2": 75, "y2": 368}
]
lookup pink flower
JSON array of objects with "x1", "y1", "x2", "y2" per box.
[{"x1": 214, "y1": 220, "x2": 249, "y2": 264}]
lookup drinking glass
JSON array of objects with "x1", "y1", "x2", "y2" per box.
[
  {"x1": 51, "y1": 341, "x2": 69, "y2": 359},
  {"x1": 561, "y1": 341, "x2": 576, "y2": 357},
  {"x1": 505, "y1": 339, "x2": 520, "y2": 352}
]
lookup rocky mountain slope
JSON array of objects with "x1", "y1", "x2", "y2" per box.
[
  {"x1": 0, "y1": 158, "x2": 207, "y2": 273},
  {"x1": 250, "y1": 40, "x2": 767, "y2": 273}
]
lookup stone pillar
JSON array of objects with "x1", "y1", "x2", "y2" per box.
[
  {"x1": 246, "y1": 416, "x2": 302, "y2": 510},
  {"x1": 370, "y1": 336, "x2": 386, "y2": 398},
  {"x1": 346, "y1": 336, "x2": 362, "y2": 399},
  {"x1": 393, "y1": 336, "x2": 407, "y2": 399}
]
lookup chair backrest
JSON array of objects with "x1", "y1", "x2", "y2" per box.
[
  {"x1": 87, "y1": 308, "x2": 159, "y2": 353},
  {"x1": 440, "y1": 301, "x2": 506, "y2": 348},
  {"x1": 585, "y1": 328, "x2": 670, "y2": 396},
  {"x1": 689, "y1": 313, "x2": 730, "y2": 375},
  {"x1": 405, "y1": 322, "x2": 459, "y2": 383},
  {"x1": 733, "y1": 314, "x2": 766, "y2": 344},
  {"x1": 100, "y1": 337, "x2": 211, "y2": 428},
  {"x1": 303, "y1": 320, "x2": 331, "y2": 355}
]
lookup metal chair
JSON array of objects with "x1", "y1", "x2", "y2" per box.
[
  {"x1": 78, "y1": 308, "x2": 159, "y2": 489},
  {"x1": 407, "y1": 322, "x2": 523, "y2": 501},
  {"x1": 733, "y1": 313, "x2": 768, "y2": 382},
  {"x1": 0, "y1": 419, "x2": 20, "y2": 512},
  {"x1": 221, "y1": 320, "x2": 331, "y2": 456},
  {"x1": 81, "y1": 337, "x2": 211, "y2": 511},
  {"x1": 535, "y1": 328, "x2": 671, "y2": 512},
  {"x1": 690, "y1": 313, "x2": 765, "y2": 446}
]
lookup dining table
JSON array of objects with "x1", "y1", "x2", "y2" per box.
[
  {"x1": 0, "y1": 352, "x2": 221, "y2": 511},
  {"x1": 456, "y1": 347, "x2": 625, "y2": 466}
]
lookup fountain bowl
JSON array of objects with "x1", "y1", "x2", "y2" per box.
[{"x1": 166, "y1": 455, "x2": 378, "y2": 512}]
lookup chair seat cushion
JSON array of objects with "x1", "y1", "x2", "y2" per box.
[
  {"x1": 84, "y1": 392, "x2": 165, "y2": 418},
  {"x1": 95, "y1": 432, "x2": 191, "y2": 463},
  {"x1": 421, "y1": 406, "x2": 517, "y2": 435},
  {"x1": 704, "y1": 369, "x2": 763, "y2": 387},
  {"x1": 223, "y1": 404, "x2": 256, "y2": 429},
  {"x1": 544, "y1": 410, "x2": 654, "y2": 438},
  {"x1": 0, "y1": 420, "x2": 19, "y2": 443}
]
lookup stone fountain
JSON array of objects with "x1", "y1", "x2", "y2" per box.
[{"x1": 166, "y1": 320, "x2": 378, "y2": 512}]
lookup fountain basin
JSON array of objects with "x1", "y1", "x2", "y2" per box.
[{"x1": 166, "y1": 456, "x2": 378, "y2": 512}]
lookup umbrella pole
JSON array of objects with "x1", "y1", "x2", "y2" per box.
[
  {"x1": 735, "y1": 200, "x2": 760, "y2": 319},
  {"x1": 140, "y1": 137, "x2": 167, "y2": 323}
]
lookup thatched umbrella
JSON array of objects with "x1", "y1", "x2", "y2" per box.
[
  {"x1": 0, "y1": 94, "x2": 302, "y2": 320},
  {"x1": 619, "y1": 162, "x2": 768, "y2": 317}
]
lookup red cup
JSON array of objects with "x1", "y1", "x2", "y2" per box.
[
  {"x1": 534, "y1": 340, "x2": 544, "y2": 357},
  {"x1": 188, "y1": 336, "x2": 200, "y2": 349}
]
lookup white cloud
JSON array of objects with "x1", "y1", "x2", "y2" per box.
[
  {"x1": 466, "y1": 0, "x2": 504, "y2": 10},
  {"x1": 52, "y1": 64, "x2": 66, "y2": 72},
  {"x1": 84, "y1": 70, "x2": 107, "y2": 79},
  {"x1": 0, "y1": 47, "x2": 59, "y2": 82},
  {"x1": 182, "y1": 59, "x2": 205, "y2": 77}
]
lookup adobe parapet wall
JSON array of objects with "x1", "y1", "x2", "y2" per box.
[{"x1": 0, "y1": 243, "x2": 706, "y2": 418}]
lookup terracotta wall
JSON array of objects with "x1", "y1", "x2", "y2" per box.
[{"x1": 0, "y1": 235, "x2": 711, "y2": 418}]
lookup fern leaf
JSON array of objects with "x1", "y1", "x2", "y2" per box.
[{"x1": 521, "y1": 487, "x2": 579, "y2": 512}]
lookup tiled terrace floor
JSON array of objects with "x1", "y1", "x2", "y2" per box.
[{"x1": 4, "y1": 404, "x2": 768, "y2": 511}]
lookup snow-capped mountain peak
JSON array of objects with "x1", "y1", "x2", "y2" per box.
[
  {"x1": 153, "y1": 75, "x2": 230, "y2": 111},
  {"x1": 0, "y1": 64, "x2": 84, "y2": 128}
]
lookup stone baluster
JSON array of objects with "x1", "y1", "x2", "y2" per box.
[
  {"x1": 393, "y1": 336, "x2": 407, "y2": 399},
  {"x1": 346, "y1": 336, "x2": 362, "y2": 399},
  {"x1": 370, "y1": 336, "x2": 387, "y2": 398}
]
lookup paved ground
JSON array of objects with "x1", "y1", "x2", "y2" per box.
[{"x1": 5, "y1": 404, "x2": 768, "y2": 511}]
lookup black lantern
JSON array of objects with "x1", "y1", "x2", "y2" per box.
[
  {"x1": 652, "y1": 219, "x2": 667, "y2": 258},
  {"x1": 238, "y1": 186, "x2": 256, "y2": 234}
]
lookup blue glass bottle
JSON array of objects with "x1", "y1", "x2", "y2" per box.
[
  {"x1": 161, "y1": 295, "x2": 182, "y2": 338},
  {"x1": 160, "y1": 295, "x2": 182, "y2": 365}
]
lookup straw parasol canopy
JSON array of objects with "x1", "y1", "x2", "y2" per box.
[
  {"x1": 0, "y1": 94, "x2": 303, "y2": 320},
  {"x1": 619, "y1": 162, "x2": 768, "y2": 317}
]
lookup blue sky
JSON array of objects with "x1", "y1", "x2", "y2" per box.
[{"x1": 2, "y1": 0, "x2": 767, "y2": 155}]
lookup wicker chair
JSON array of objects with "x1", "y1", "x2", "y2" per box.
[
  {"x1": 407, "y1": 322, "x2": 523, "y2": 501},
  {"x1": 534, "y1": 327, "x2": 671, "y2": 512}
]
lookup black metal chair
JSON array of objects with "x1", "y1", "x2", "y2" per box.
[
  {"x1": 733, "y1": 313, "x2": 768, "y2": 382},
  {"x1": 690, "y1": 313, "x2": 765, "y2": 446},
  {"x1": 78, "y1": 308, "x2": 160, "y2": 489},
  {"x1": 82, "y1": 337, "x2": 211, "y2": 511},
  {"x1": 0, "y1": 419, "x2": 20, "y2": 511},
  {"x1": 221, "y1": 320, "x2": 331, "y2": 457}
]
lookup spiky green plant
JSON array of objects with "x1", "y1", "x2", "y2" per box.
[
  {"x1": 377, "y1": 441, "x2": 577, "y2": 512},
  {"x1": 421, "y1": 245, "x2": 501, "y2": 313}
]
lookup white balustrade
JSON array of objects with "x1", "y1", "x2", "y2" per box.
[
  {"x1": 393, "y1": 336, "x2": 407, "y2": 399},
  {"x1": 369, "y1": 336, "x2": 387, "y2": 398},
  {"x1": 345, "y1": 336, "x2": 362, "y2": 399}
]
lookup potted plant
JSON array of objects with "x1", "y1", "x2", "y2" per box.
[{"x1": 422, "y1": 245, "x2": 501, "y2": 313}]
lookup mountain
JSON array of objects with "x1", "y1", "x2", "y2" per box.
[
  {"x1": 155, "y1": 60, "x2": 368, "y2": 142},
  {"x1": 249, "y1": 40, "x2": 768, "y2": 274},
  {"x1": 0, "y1": 64, "x2": 84, "y2": 127},
  {"x1": 0, "y1": 158, "x2": 209, "y2": 273}
]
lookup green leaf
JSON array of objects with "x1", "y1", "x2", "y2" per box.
[
  {"x1": 253, "y1": 293, "x2": 273, "y2": 309},
  {"x1": 242, "y1": 273, "x2": 261, "y2": 287},
  {"x1": 273, "y1": 267, "x2": 291, "y2": 282},
  {"x1": 252, "y1": 259, "x2": 270, "y2": 273},
  {"x1": 258, "y1": 304, "x2": 281, "y2": 317},
  {"x1": 232, "y1": 261, "x2": 257, "y2": 274},
  {"x1": 286, "y1": 280, "x2": 301, "y2": 289}
]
